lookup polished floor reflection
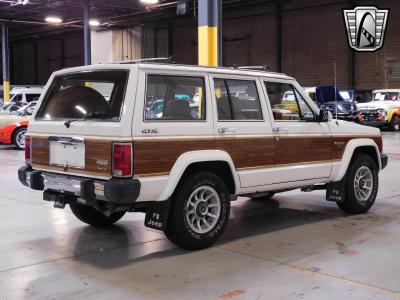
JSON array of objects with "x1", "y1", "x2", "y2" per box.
[{"x1": 0, "y1": 132, "x2": 400, "y2": 299}]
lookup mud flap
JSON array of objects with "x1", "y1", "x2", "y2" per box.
[
  {"x1": 326, "y1": 176, "x2": 347, "y2": 203},
  {"x1": 144, "y1": 200, "x2": 171, "y2": 231}
]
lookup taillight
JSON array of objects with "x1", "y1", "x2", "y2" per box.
[
  {"x1": 112, "y1": 143, "x2": 132, "y2": 177},
  {"x1": 25, "y1": 136, "x2": 32, "y2": 164}
]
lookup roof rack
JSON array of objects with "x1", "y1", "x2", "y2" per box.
[
  {"x1": 233, "y1": 65, "x2": 270, "y2": 71},
  {"x1": 117, "y1": 56, "x2": 175, "y2": 64}
]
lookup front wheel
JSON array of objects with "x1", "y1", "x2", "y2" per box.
[
  {"x1": 390, "y1": 115, "x2": 400, "y2": 131},
  {"x1": 164, "y1": 171, "x2": 231, "y2": 250},
  {"x1": 337, "y1": 154, "x2": 379, "y2": 214},
  {"x1": 70, "y1": 204, "x2": 125, "y2": 227}
]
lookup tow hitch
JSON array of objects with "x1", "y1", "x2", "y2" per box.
[{"x1": 43, "y1": 190, "x2": 76, "y2": 209}]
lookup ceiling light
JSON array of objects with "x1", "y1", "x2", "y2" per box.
[
  {"x1": 140, "y1": 0, "x2": 159, "y2": 4},
  {"x1": 89, "y1": 19, "x2": 100, "y2": 26},
  {"x1": 45, "y1": 16, "x2": 62, "y2": 24}
]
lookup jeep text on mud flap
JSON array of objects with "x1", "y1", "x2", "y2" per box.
[{"x1": 18, "y1": 63, "x2": 388, "y2": 249}]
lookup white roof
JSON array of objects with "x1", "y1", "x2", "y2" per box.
[
  {"x1": 372, "y1": 89, "x2": 400, "y2": 93},
  {"x1": 52, "y1": 63, "x2": 294, "y2": 81},
  {"x1": 11, "y1": 87, "x2": 43, "y2": 94}
]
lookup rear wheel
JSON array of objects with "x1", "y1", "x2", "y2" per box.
[
  {"x1": 13, "y1": 127, "x2": 27, "y2": 150},
  {"x1": 336, "y1": 154, "x2": 378, "y2": 214},
  {"x1": 164, "y1": 171, "x2": 231, "y2": 250},
  {"x1": 70, "y1": 204, "x2": 125, "y2": 227}
]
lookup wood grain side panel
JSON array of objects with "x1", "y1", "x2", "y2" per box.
[
  {"x1": 134, "y1": 139, "x2": 215, "y2": 176},
  {"x1": 215, "y1": 137, "x2": 275, "y2": 169},
  {"x1": 275, "y1": 136, "x2": 332, "y2": 165},
  {"x1": 332, "y1": 136, "x2": 382, "y2": 160},
  {"x1": 134, "y1": 137, "x2": 275, "y2": 176}
]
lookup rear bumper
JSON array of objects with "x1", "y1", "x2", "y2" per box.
[
  {"x1": 381, "y1": 154, "x2": 388, "y2": 170},
  {"x1": 18, "y1": 166, "x2": 141, "y2": 204}
]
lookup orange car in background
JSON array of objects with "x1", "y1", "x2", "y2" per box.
[
  {"x1": 0, "y1": 120, "x2": 29, "y2": 149},
  {"x1": 0, "y1": 101, "x2": 37, "y2": 150}
]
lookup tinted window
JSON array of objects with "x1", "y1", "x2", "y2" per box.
[
  {"x1": 215, "y1": 79, "x2": 263, "y2": 121},
  {"x1": 36, "y1": 71, "x2": 128, "y2": 121},
  {"x1": 26, "y1": 94, "x2": 41, "y2": 102},
  {"x1": 265, "y1": 82, "x2": 315, "y2": 121},
  {"x1": 145, "y1": 75, "x2": 205, "y2": 121}
]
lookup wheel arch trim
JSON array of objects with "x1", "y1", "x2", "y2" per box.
[
  {"x1": 157, "y1": 150, "x2": 240, "y2": 201},
  {"x1": 333, "y1": 138, "x2": 381, "y2": 182}
]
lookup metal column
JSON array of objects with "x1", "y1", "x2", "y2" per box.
[
  {"x1": 276, "y1": 3, "x2": 282, "y2": 73},
  {"x1": 83, "y1": 0, "x2": 91, "y2": 65},
  {"x1": 1, "y1": 22, "x2": 10, "y2": 103},
  {"x1": 198, "y1": 0, "x2": 220, "y2": 67}
]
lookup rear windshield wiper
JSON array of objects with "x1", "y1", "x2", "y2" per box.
[{"x1": 64, "y1": 112, "x2": 109, "y2": 128}]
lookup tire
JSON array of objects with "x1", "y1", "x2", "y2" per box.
[
  {"x1": 250, "y1": 192, "x2": 275, "y2": 201},
  {"x1": 70, "y1": 204, "x2": 125, "y2": 227},
  {"x1": 390, "y1": 115, "x2": 400, "y2": 131},
  {"x1": 13, "y1": 127, "x2": 27, "y2": 150},
  {"x1": 164, "y1": 171, "x2": 231, "y2": 250},
  {"x1": 337, "y1": 154, "x2": 379, "y2": 214}
]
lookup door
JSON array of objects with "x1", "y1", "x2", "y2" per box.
[
  {"x1": 210, "y1": 75, "x2": 275, "y2": 187},
  {"x1": 263, "y1": 80, "x2": 332, "y2": 184}
]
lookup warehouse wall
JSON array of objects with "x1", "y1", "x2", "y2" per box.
[
  {"x1": 5, "y1": 0, "x2": 400, "y2": 91},
  {"x1": 160, "y1": 0, "x2": 400, "y2": 90},
  {"x1": 9, "y1": 32, "x2": 83, "y2": 85}
]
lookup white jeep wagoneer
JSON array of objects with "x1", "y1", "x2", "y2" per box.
[{"x1": 19, "y1": 62, "x2": 388, "y2": 249}]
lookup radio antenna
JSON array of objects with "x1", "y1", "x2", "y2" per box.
[{"x1": 334, "y1": 62, "x2": 338, "y2": 125}]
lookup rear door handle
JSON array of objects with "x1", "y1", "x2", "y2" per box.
[
  {"x1": 272, "y1": 127, "x2": 288, "y2": 133},
  {"x1": 218, "y1": 128, "x2": 236, "y2": 134}
]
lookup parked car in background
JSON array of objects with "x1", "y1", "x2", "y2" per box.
[
  {"x1": 9, "y1": 87, "x2": 43, "y2": 104},
  {"x1": 357, "y1": 89, "x2": 400, "y2": 130},
  {"x1": 304, "y1": 86, "x2": 358, "y2": 121},
  {"x1": 0, "y1": 101, "x2": 37, "y2": 149},
  {"x1": 0, "y1": 102, "x2": 25, "y2": 114}
]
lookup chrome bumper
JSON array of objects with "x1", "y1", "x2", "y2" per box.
[{"x1": 42, "y1": 173, "x2": 107, "y2": 200}]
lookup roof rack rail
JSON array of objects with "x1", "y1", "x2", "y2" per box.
[
  {"x1": 117, "y1": 56, "x2": 175, "y2": 64},
  {"x1": 233, "y1": 65, "x2": 270, "y2": 71}
]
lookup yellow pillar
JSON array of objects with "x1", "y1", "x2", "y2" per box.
[
  {"x1": 2, "y1": 23, "x2": 10, "y2": 103},
  {"x1": 3, "y1": 81, "x2": 10, "y2": 102},
  {"x1": 198, "y1": 0, "x2": 219, "y2": 67}
]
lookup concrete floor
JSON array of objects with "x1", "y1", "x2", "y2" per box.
[{"x1": 0, "y1": 132, "x2": 400, "y2": 300}]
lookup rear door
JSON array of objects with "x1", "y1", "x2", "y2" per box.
[
  {"x1": 209, "y1": 74, "x2": 275, "y2": 188},
  {"x1": 132, "y1": 67, "x2": 214, "y2": 178},
  {"x1": 263, "y1": 79, "x2": 332, "y2": 184}
]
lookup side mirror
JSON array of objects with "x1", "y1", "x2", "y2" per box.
[{"x1": 318, "y1": 109, "x2": 330, "y2": 122}]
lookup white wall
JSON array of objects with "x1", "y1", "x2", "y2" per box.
[{"x1": 91, "y1": 27, "x2": 142, "y2": 64}]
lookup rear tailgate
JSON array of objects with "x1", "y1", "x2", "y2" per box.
[{"x1": 30, "y1": 135, "x2": 113, "y2": 178}]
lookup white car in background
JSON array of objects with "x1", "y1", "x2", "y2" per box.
[
  {"x1": 357, "y1": 89, "x2": 400, "y2": 130},
  {"x1": 9, "y1": 87, "x2": 43, "y2": 104}
]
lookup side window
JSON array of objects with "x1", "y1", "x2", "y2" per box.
[
  {"x1": 264, "y1": 82, "x2": 315, "y2": 121},
  {"x1": 26, "y1": 94, "x2": 41, "y2": 102},
  {"x1": 145, "y1": 75, "x2": 206, "y2": 121},
  {"x1": 294, "y1": 89, "x2": 315, "y2": 120},
  {"x1": 214, "y1": 79, "x2": 263, "y2": 121}
]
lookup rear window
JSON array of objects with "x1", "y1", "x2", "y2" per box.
[{"x1": 36, "y1": 70, "x2": 128, "y2": 121}]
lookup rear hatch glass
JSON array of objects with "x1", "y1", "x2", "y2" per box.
[{"x1": 36, "y1": 70, "x2": 128, "y2": 121}]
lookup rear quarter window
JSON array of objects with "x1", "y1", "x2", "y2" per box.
[{"x1": 36, "y1": 70, "x2": 129, "y2": 121}]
